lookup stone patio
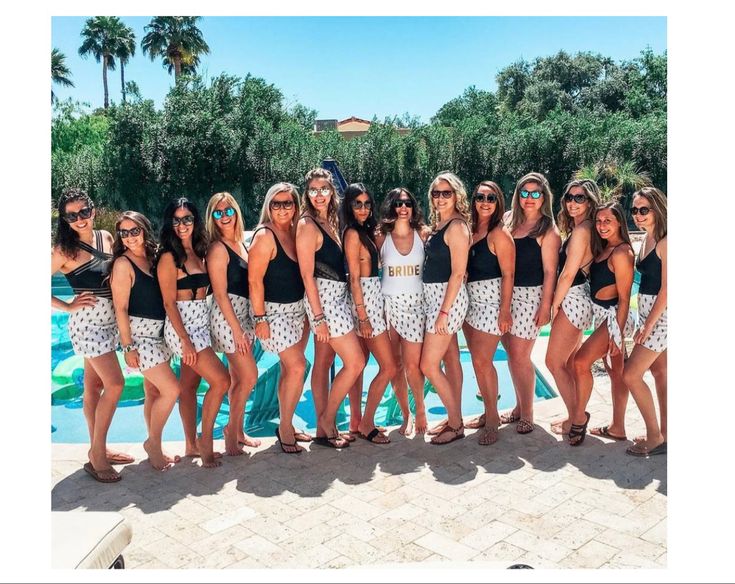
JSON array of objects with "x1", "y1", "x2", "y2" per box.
[{"x1": 51, "y1": 339, "x2": 666, "y2": 569}]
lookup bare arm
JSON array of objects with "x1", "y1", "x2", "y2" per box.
[
  {"x1": 110, "y1": 257, "x2": 141, "y2": 368},
  {"x1": 296, "y1": 218, "x2": 328, "y2": 342},
  {"x1": 551, "y1": 226, "x2": 592, "y2": 313},
  {"x1": 157, "y1": 252, "x2": 197, "y2": 365},
  {"x1": 344, "y1": 228, "x2": 372, "y2": 337},
  {"x1": 51, "y1": 247, "x2": 97, "y2": 312},
  {"x1": 612, "y1": 246, "x2": 635, "y2": 343},
  {"x1": 207, "y1": 241, "x2": 249, "y2": 353},
  {"x1": 433, "y1": 220, "x2": 470, "y2": 335},
  {"x1": 636, "y1": 237, "x2": 667, "y2": 343},
  {"x1": 248, "y1": 229, "x2": 276, "y2": 341},
  {"x1": 491, "y1": 226, "x2": 515, "y2": 333},
  {"x1": 536, "y1": 228, "x2": 562, "y2": 327}
]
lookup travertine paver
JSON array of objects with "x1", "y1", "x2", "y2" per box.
[{"x1": 51, "y1": 345, "x2": 666, "y2": 570}]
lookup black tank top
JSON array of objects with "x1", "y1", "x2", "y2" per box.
[
  {"x1": 64, "y1": 231, "x2": 113, "y2": 299},
  {"x1": 467, "y1": 233, "x2": 501, "y2": 282},
  {"x1": 309, "y1": 217, "x2": 346, "y2": 282},
  {"x1": 590, "y1": 243, "x2": 629, "y2": 308},
  {"x1": 559, "y1": 237, "x2": 588, "y2": 287},
  {"x1": 121, "y1": 256, "x2": 166, "y2": 320},
  {"x1": 345, "y1": 227, "x2": 379, "y2": 278},
  {"x1": 514, "y1": 235, "x2": 544, "y2": 287},
  {"x1": 423, "y1": 219, "x2": 467, "y2": 284},
  {"x1": 637, "y1": 244, "x2": 662, "y2": 295},
  {"x1": 258, "y1": 226, "x2": 306, "y2": 304},
  {"x1": 222, "y1": 242, "x2": 249, "y2": 298}
]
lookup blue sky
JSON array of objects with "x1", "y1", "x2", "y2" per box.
[{"x1": 52, "y1": 16, "x2": 666, "y2": 123}]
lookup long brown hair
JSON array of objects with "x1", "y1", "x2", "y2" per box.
[
  {"x1": 470, "y1": 180, "x2": 505, "y2": 235},
  {"x1": 379, "y1": 187, "x2": 426, "y2": 234},
  {"x1": 112, "y1": 211, "x2": 159, "y2": 268},
  {"x1": 591, "y1": 201, "x2": 631, "y2": 258},
  {"x1": 557, "y1": 179, "x2": 600, "y2": 237},
  {"x1": 633, "y1": 186, "x2": 667, "y2": 242},
  {"x1": 507, "y1": 172, "x2": 555, "y2": 238},
  {"x1": 301, "y1": 167, "x2": 340, "y2": 236}
]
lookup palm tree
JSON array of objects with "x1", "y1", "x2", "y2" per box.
[
  {"x1": 141, "y1": 16, "x2": 209, "y2": 82},
  {"x1": 51, "y1": 48, "x2": 74, "y2": 103},
  {"x1": 116, "y1": 23, "x2": 136, "y2": 104},
  {"x1": 79, "y1": 16, "x2": 126, "y2": 109}
]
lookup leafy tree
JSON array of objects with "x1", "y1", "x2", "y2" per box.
[
  {"x1": 51, "y1": 48, "x2": 74, "y2": 103},
  {"x1": 141, "y1": 16, "x2": 209, "y2": 82},
  {"x1": 116, "y1": 23, "x2": 136, "y2": 104}
]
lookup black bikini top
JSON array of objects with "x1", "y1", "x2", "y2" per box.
[
  {"x1": 64, "y1": 230, "x2": 112, "y2": 299},
  {"x1": 177, "y1": 263, "x2": 210, "y2": 300}
]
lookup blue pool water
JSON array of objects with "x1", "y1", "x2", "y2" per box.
[{"x1": 51, "y1": 274, "x2": 556, "y2": 443}]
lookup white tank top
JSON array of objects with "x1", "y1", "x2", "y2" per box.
[{"x1": 381, "y1": 230, "x2": 424, "y2": 296}]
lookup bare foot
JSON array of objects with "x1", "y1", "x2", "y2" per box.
[
  {"x1": 164, "y1": 452, "x2": 181, "y2": 464},
  {"x1": 550, "y1": 419, "x2": 571, "y2": 435},
  {"x1": 465, "y1": 413, "x2": 486, "y2": 430},
  {"x1": 414, "y1": 409, "x2": 428, "y2": 434},
  {"x1": 237, "y1": 432, "x2": 262, "y2": 448},
  {"x1": 199, "y1": 443, "x2": 223, "y2": 468},
  {"x1": 144, "y1": 439, "x2": 173, "y2": 471},
  {"x1": 105, "y1": 449, "x2": 135, "y2": 465},
  {"x1": 185, "y1": 438, "x2": 223, "y2": 459},
  {"x1": 427, "y1": 418, "x2": 448, "y2": 436},
  {"x1": 224, "y1": 425, "x2": 246, "y2": 456},
  {"x1": 398, "y1": 414, "x2": 414, "y2": 436}
]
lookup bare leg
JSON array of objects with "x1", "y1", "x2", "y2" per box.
[
  {"x1": 388, "y1": 326, "x2": 412, "y2": 434},
  {"x1": 142, "y1": 378, "x2": 155, "y2": 435},
  {"x1": 85, "y1": 352, "x2": 125, "y2": 480},
  {"x1": 428, "y1": 338, "x2": 462, "y2": 435},
  {"x1": 545, "y1": 309, "x2": 583, "y2": 433},
  {"x1": 358, "y1": 331, "x2": 397, "y2": 443},
  {"x1": 189, "y1": 348, "x2": 231, "y2": 467},
  {"x1": 504, "y1": 334, "x2": 537, "y2": 426},
  {"x1": 142, "y1": 363, "x2": 181, "y2": 470},
  {"x1": 600, "y1": 351, "x2": 629, "y2": 438},
  {"x1": 401, "y1": 336, "x2": 426, "y2": 434},
  {"x1": 178, "y1": 363, "x2": 202, "y2": 456},
  {"x1": 224, "y1": 350, "x2": 259, "y2": 455},
  {"x1": 650, "y1": 350, "x2": 667, "y2": 441},
  {"x1": 347, "y1": 338, "x2": 369, "y2": 432},
  {"x1": 500, "y1": 333, "x2": 521, "y2": 419},
  {"x1": 623, "y1": 345, "x2": 665, "y2": 451},
  {"x1": 570, "y1": 324, "x2": 610, "y2": 444},
  {"x1": 276, "y1": 339, "x2": 308, "y2": 453},
  {"x1": 311, "y1": 339, "x2": 336, "y2": 431},
  {"x1": 465, "y1": 324, "x2": 502, "y2": 434},
  {"x1": 421, "y1": 332, "x2": 462, "y2": 443}
]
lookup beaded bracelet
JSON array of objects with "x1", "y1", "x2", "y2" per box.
[
  {"x1": 253, "y1": 315, "x2": 269, "y2": 325},
  {"x1": 313, "y1": 315, "x2": 327, "y2": 327}
]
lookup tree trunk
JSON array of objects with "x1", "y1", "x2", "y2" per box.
[
  {"x1": 103, "y1": 56, "x2": 109, "y2": 109},
  {"x1": 174, "y1": 55, "x2": 182, "y2": 82},
  {"x1": 121, "y1": 62, "x2": 126, "y2": 104}
]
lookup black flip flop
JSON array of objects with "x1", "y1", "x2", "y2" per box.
[
  {"x1": 275, "y1": 428, "x2": 302, "y2": 454},
  {"x1": 358, "y1": 428, "x2": 390, "y2": 444},
  {"x1": 312, "y1": 435, "x2": 350, "y2": 449},
  {"x1": 626, "y1": 441, "x2": 667, "y2": 457}
]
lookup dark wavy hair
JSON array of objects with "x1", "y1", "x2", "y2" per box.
[
  {"x1": 158, "y1": 197, "x2": 208, "y2": 268},
  {"x1": 54, "y1": 187, "x2": 95, "y2": 260},
  {"x1": 111, "y1": 211, "x2": 159, "y2": 269},
  {"x1": 591, "y1": 201, "x2": 632, "y2": 258},
  {"x1": 339, "y1": 183, "x2": 377, "y2": 250},
  {"x1": 379, "y1": 187, "x2": 426, "y2": 234},
  {"x1": 470, "y1": 180, "x2": 506, "y2": 234}
]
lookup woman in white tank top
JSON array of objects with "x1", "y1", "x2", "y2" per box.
[{"x1": 375, "y1": 188, "x2": 431, "y2": 435}]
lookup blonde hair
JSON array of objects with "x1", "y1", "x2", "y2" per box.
[
  {"x1": 633, "y1": 186, "x2": 667, "y2": 242},
  {"x1": 508, "y1": 171, "x2": 556, "y2": 238},
  {"x1": 205, "y1": 192, "x2": 245, "y2": 243},
  {"x1": 427, "y1": 171, "x2": 471, "y2": 228},
  {"x1": 301, "y1": 167, "x2": 340, "y2": 235},
  {"x1": 258, "y1": 182, "x2": 300, "y2": 239},
  {"x1": 557, "y1": 178, "x2": 600, "y2": 237}
]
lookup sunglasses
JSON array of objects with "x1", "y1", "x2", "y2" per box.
[
  {"x1": 631, "y1": 206, "x2": 651, "y2": 216},
  {"x1": 270, "y1": 200, "x2": 295, "y2": 211},
  {"x1": 431, "y1": 190, "x2": 454, "y2": 199},
  {"x1": 172, "y1": 215, "x2": 195, "y2": 227},
  {"x1": 351, "y1": 200, "x2": 373, "y2": 210},
  {"x1": 118, "y1": 226, "x2": 143, "y2": 239},
  {"x1": 308, "y1": 187, "x2": 332, "y2": 198},
  {"x1": 393, "y1": 199, "x2": 414, "y2": 209},
  {"x1": 474, "y1": 193, "x2": 498, "y2": 204},
  {"x1": 212, "y1": 206, "x2": 236, "y2": 221},
  {"x1": 564, "y1": 194, "x2": 588, "y2": 204},
  {"x1": 520, "y1": 190, "x2": 543, "y2": 200},
  {"x1": 63, "y1": 207, "x2": 94, "y2": 223}
]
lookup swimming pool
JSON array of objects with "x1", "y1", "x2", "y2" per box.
[{"x1": 51, "y1": 274, "x2": 556, "y2": 443}]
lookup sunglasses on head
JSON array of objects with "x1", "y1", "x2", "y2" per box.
[
  {"x1": 631, "y1": 206, "x2": 651, "y2": 216},
  {"x1": 351, "y1": 200, "x2": 372, "y2": 210},
  {"x1": 172, "y1": 215, "x2": 195, "y2": 227},
  {"x1": 430, "y1": 190, "x2": 454, "y2": 199},
  {"x1": 118, "y1": 226, "x2": 142, "y2": 239},
  {"x1": 520, "y1": 190, "x2": 543, "y2": 200},
  {"x1": 212, "y1": 206, "x2": 236, "y2": 221},
  {"x1": 393, "y1": 199, "x2": 414, "y2": 209},
  {"x1": 564, "y1": 193, "x2": 588, "y2": 204},
  {"x1": 308, "y1": 187, "x2": 332, "y2": 198},
  {"x1": 269, "y1": 200, "x2": 295, "y2": 211},
  {"x1": 474, "y1": 193, "x2": 498, "y2": 204},
  {"x1": 63, "y1": 207, "x2": 94, "y2": 223}
]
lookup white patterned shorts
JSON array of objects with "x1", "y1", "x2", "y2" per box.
[
  {"x1": 353, "y1": 277, "x2": 387, "y2": 338},
  {"x1": 210, "y1": 293, "x2": 255, "y2": 354},
  {"x1": 424, "y1": 282, "x2": 469, "y2": 335},
  {"x1": 637, "y1": 293, "x2": 667, "y2": 353},
  {"x1": 67, "y1": 297, "x2": 119, "y2": 358},
  {"x1": 304, "y1": 278, "x2": 354, "y2": 339},
  {"x1": 510, "y1": 285, "x2": 543, "y2": 340},
  {"x1": 164, "y1": 298, "x2": 212, "y2": 357},
  {"x1": 592, "y1": 302, "x2": 636, "y2": 365},
  {"x1": 253, "y1": 299, "x2": 307, "y2": 355},
  {"x1": 465, "y1": 278, "x2": 503, "y2": 336},
  {"x1": 561, "y1": 283, "x2": 593, "y2": 332},
  {"x1": 384, "y1": 292, "x2": 425, "y2": 343},
  {"x1": 129, "y1": 316, "x2": 172, "y2": 371}
]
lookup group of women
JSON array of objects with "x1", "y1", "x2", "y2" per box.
[{"x1": 51, "y1": 168, "x2": 667, "y2": 483}]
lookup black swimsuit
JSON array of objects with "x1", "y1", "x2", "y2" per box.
[
  {"x1": 423, "y1": 219, "x2": 466, "y2": 284},
  {"x1": 513, "y1": 235, "x2": 544, "y2": 287},
  {"x1": 63, "y1": 231, "x2": 113, "y2": 299},
  {"x1": 121, "y1": 256, "x2": 166, "y2": 321},
  {"x1": 559, "y1": 237, "x2": 589, "y2": 287},
  {"x1": 637, "y1": 244, "x2": 662, "y2": 295},
  {"x1": 467, "y1": 233, "x2": 501, "y2": 282},
  {"x1": 590, "y1": 243, "x2": 630, "y2": 308},
  {"x1": 257, "y1": 226, "x2": 306, "y2": 304},
  {"x1": 309, "y1": 218, "x2": 347, "y2": 282},
  {"x1": 222, "y1": 242, "x2": 249, "y2": 298}
]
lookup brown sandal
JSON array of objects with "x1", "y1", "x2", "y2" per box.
[
  {"x1": 478, "y1": 426, "x2": 499, "y2": 445},
  {"x1": 429, "y1": 423, "x2": 465, "y2": 445},
  {"x1": 516, "y1": 419, "x2": 534, "y2": 434},
  {"x1": 500, "y1": 411, "x2": 520, "y2": 424}
]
